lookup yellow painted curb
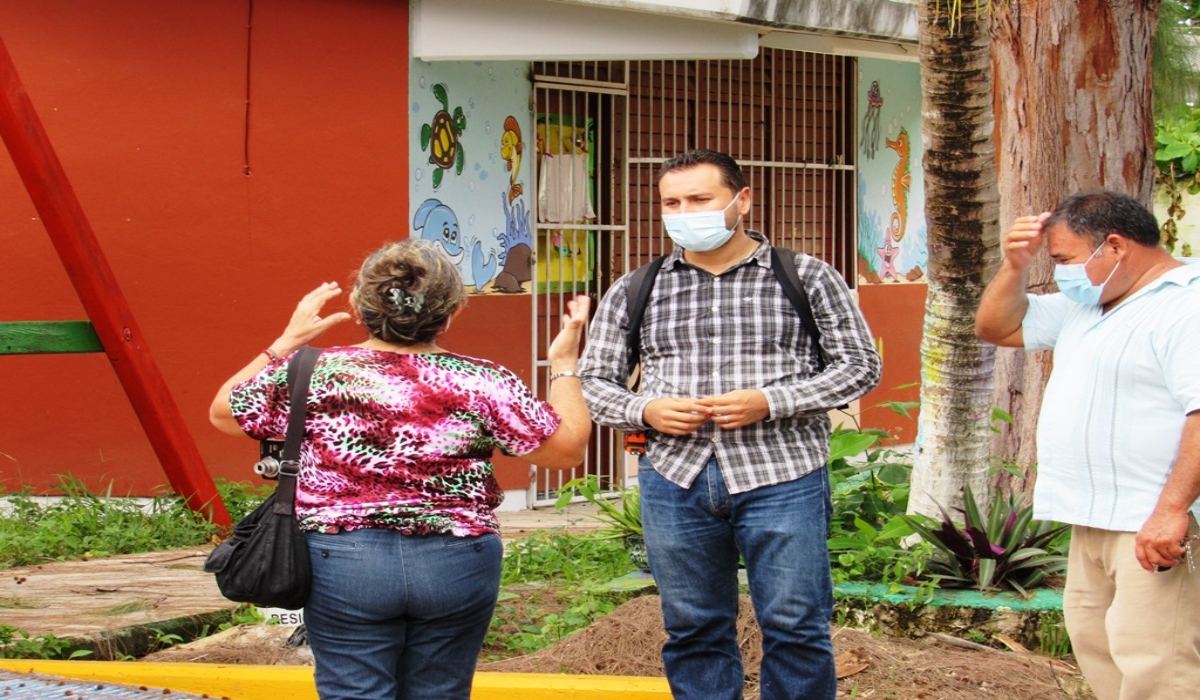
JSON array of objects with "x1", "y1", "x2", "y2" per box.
[{"x1": 0, "y1": 660, "x2": 672, "y2": 699}]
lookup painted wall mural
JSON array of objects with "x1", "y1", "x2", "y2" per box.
[
  {"x1": 409, "y1": 61, "x2": 534, "y2": 294},
  {"x1": 861, "y1": 80, "x2": 883, "y2": 160},
  {"x1": 534, "y1": 115, "x2": 595, "y2": 292},
  {"x1": 857, "y1": 59, "x2": 927, "y2": 284},
  {"x1": 420, "y1": 83, "x2": 467, "y2": 190}
]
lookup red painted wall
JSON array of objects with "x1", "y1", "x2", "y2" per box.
[
  {"x1": 0, "y1": 0, "x2": 534, "y2": 498},
  {"x1": 857, "y1": 283, "x2": 925, "y2": 444}
]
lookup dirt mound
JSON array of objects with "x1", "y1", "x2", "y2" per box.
[{"x1": 478, "y1": 595, "x2": 1096, "y2": 700}]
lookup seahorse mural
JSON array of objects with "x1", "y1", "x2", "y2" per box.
[{"x1": 884, "y1": 128, "x2": 911, "y2": 243}]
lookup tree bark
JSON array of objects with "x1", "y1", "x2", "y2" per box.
[
  {"x1": 989, "y1": 0, "x2": 1160, "y2": 494},
  {"x1": 908, "y1": 1, "x2": 1001, "y2": 518}
]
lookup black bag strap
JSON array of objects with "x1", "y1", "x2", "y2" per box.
[
  {"x1": 274, "y1": 346, "x2": 321, "y2": 516},
  {"x1": 624, "y1": 248, "x2": 827, "y2": 374},
  {"x1": 770, "y1": 248, "x2": 850, "y2": 409},
  {"x1": 768, "y1": 247, "x2": 827, "y2": 372},
  {"x1": 624, "y1": 255, "x2": 668, "y2": 391}
]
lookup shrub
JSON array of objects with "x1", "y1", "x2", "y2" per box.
[
  {"x1": 901, "y1": 485, "x2": 1070, "y2": 595},
  {"x1": 826, "y1": 424, "x2": 929, "y2": 590},
  {"x1": 1155, "y1": 105, "x2": 1200, "y2": 253}
]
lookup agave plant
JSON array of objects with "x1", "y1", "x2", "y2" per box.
[{"x1": 901, "y1": 485, "x2": 1070, "y2": 595}]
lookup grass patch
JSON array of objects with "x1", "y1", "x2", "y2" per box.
[
  {"x1": 0, "y1": 477, "x2": 271, "y2": 570},
  {"x1": 94, "y1": 599, "x2": 159, "y2": 616},
  {"x1": 483, "y1": 530, "x2": 636, "y2": 660}
]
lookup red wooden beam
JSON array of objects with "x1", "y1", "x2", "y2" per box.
[{"x1": 0, "y1": 37, "x2": 230, "y2": 528}]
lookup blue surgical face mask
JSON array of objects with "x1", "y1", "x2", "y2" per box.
[
  {"x1": 1053, "y1": 241, "x2": 1119, "y2": 306},
  {"x1": 662, "y1": 196, "x2": 742, "y2": 252}
]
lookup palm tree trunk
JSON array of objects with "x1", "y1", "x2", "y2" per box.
[{"x1": 908, "y1": 1, "x2": 1001, "y2": 518}]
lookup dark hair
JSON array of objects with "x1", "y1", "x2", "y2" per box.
[
  {"x1": 1044, "y1": 191, "x2": 1160, "y2": 247},
  {"x1": 656, "y1": 149, "x2": 748, "y2": 193},
  {"x1": 349, "y1": 239, "x2": 464, "y2": 345}
]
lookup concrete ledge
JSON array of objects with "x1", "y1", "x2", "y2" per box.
[
  {"x1": 0, "y1": 661, "x2": 673, "y2": 700},
  {"x1": 835, "y1": 583, "x2": 1064, "y2": 649},
  {"x1": 835, "y1": 582, "x2": 1063, "y2": 611}
]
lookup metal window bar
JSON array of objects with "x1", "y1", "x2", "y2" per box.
[{"x1": 531, "y1": 62, "x2": 629, "y2": 506}]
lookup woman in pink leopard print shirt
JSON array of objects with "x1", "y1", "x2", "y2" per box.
[{"x1": 210, "y1": 239, "x2": 590, "y2": 700}]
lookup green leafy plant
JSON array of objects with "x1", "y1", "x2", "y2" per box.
[
  {"x1": 0, "y1": 624, "x2": 92, "y2": 660},
  {"x1": 827, "y1": 513, "x2": 933, "y2": 597},
  {"x1": 1036, "y1": 611, "x2": 1073, "y2": 657},
  {"x1": 217, "y1": 603, "x2": 266, "y2": 633},
  {"x1": 484, "y1": 586, "x2": 621, "y2": 659},
  {"x1": 150, "y1": 629, "x2": 184, "y2": 650},
  {"x1": 828, "y1": 425, "x2": 913, "y2": 534},
  {"x1": 553, "y1": 474, "x2": 641, "y2": 539},
  {"x1": 1155, "y1": 105, "x2": 1200, "y2": 253},
  {"x1": 825, "y1": 411, "x2": 931, "y2": 592},
  {"x1": 501, "y1": 530, "x2": 632, "y2": 585},
  {"x1": 901, "y1": 485, "x2": 1070, "y2": 595}
]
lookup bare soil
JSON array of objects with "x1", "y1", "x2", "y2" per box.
[
  {"x1": 147, "y1": 591, "x2": 1096, "y2": 700},
  {"x1": 480, "y1": 593, "x2": 1095, "y2": 700}
]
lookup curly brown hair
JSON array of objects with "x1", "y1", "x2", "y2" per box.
[{"x1": 349, "y1": 239, "x2": 465, "y2": 345}]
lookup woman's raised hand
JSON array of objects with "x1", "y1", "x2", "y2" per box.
[
  {"x1": 270, "y1": 282, "x2": 353, "y2": 356},
  {"x1": 547, "y1": 295, "x2": 591, "y2": 364}
]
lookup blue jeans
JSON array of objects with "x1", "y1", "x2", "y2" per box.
[
  {"x1": 303, "y1": 528, "x2": 503, "y2": 700},
  {"x1": 639, "y1": 457, "x2": 836, "y2": 700}
]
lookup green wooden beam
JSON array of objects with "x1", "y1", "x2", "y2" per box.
[{"x1": 0, "y1": 321, "x2": 104, "y2": 354}]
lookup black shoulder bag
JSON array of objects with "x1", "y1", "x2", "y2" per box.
[{"x1": 203, "y1": 345, "x2": 321, "y2": 610}]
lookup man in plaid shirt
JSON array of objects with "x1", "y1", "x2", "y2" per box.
[{"x1": 579, "y1": 149, "x2": 881, "y2": 700}]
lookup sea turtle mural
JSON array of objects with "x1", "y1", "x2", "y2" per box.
[{"x1": 420, "y1": 83, "x2": 466, "y2": 189}]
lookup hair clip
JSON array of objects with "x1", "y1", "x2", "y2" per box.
[{"x1": 388, "y1": 287, "x2": 425, "y2": 312}]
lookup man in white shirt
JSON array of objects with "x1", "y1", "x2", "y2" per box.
[{"x1": 975, "y1": 191, "x2": 1200, "y2": 700}]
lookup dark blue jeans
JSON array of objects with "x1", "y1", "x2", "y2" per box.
[
  {"x1": 639, "y1": 457, "x2": 836, "y2": 700},
  {"x1": 303, "y1": 528, "x2": 503, "y2": 700}
]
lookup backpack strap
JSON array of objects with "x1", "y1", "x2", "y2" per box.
[
  {"x1": 625, "y1": 248, "x2": 841, "y2": 407},
  {"x1": 624, "y1": 255, "x2": 668, "y2": 386},
  {"x1": 769, "y1": 246, "x2": 827, "y2": 371}
]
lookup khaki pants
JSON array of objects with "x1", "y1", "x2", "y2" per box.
[{"x1": 1064, "y1": 523, "x2": 1200, "y2": 700}]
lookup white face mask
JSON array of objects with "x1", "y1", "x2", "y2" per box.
[
  {"x1": 662, "y1": 196, "x2": 742, "y2": 252},
  {"x1": 1053, "y1": 241, "x2": 1119, "y2": 306}
]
